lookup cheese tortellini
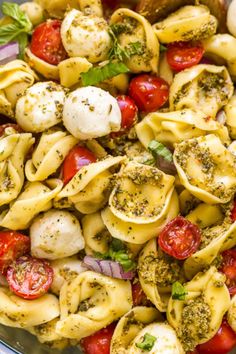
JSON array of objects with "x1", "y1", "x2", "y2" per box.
[
  {"x1": 227, "y1": 295, "x2": 236, "y2": 332},
  {"x1": 169, "y1": 64, "x2": 234, "y2": 118},
  {"x1": 174, "y1": 134, "x2": 236, "y2": 204},
  {"x1": 167, "y1": 267, "x2": 230, "y2": 352},
  {"x1": 56, "y1": 271, "x2": 132, "y2": 339},
  {"x1": 30, "y1": 209, "x2": 85, "y2": 260},
  {"x1": 136, "y1": 109, "x2": 230, "y2": 148},
  {"x1": 110, "y1": 8, "x2": 159, "y2": 73},
  {"x1": 25, "y1": 48, "x2": 60, "y2": 80},
  {"x1": 0, "y1": 60, "x2": 37, "y2": 118},
  {"x1": 153, "y1": 5, "x2": 217, "y2": 43},
  {"x1": 224, "y1": 94, "x2": 236, "y2": 139}
]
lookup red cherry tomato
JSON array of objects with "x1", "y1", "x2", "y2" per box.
[
  {"x1": 128, "y1": 74, "x2": 169, "y2": 112},
  {"x1": 6, "y1": 255, "x2": 53, "y2": 300},
  {"x1": 231, "y1": 201, "x2": 236, "y2": 222},
  {"x1": 62, "y1": 146, "x2": 97, "y2": 185},
  {"x1": 132, "y1": 281, "x2": 149, "y2": 307},
  {"x1": 0, "y1": 124, "x2": 22, "y2": 136},
  {"x1": 158, "y1": 216, "x2": 201, "y2": 260},
  {"x1": 220, "y1": 250, "x2": 236, "y2": 296},
  {"x1": 81, "y1": 323, "x2": 116, "y2": 354},
  {"x1": 30, "y1": 19, "x2": 67, "y2": 65},
  {"x1": 197, "y1": 320, "x2": 236, "y2": 354},
  {"x1": 111, "y1": 95, "x2": 138, "y2": 137},
  {"x1": 0, "y1": 231, "x2": 30, "y2": 273},
  {"x1": 166, "y1": 41, "x2": 205, "y2": 72}
]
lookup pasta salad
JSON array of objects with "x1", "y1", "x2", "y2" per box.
[{"x1": 0, "y1": 0, "x2": 236, "y2": 353}]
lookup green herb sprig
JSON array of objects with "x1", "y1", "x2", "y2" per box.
[{"x1": 136, "y1": 333, "x2": 157, "y2": 351}]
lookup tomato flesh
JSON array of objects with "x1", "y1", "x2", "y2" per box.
[
  {"x1": 62, "y1": 146, "x2": 97, "y2": 185},
  {"x1": 30, "y1": 19, "x2": 67, "y2": 65},
  {"x1": 166, "y1": 41, "x2": 205, "y2": 72},
  {"x1": 197, "y1": 320, "x2": 236, "y2": 354},
  {"x1": 81, "y1": 323, "x2": 116, "y2": 354},
  {"x1": 0, "y1": 124, "x2": 22, "y2": 136},
  {"x1": 0, "y1": 231, "x2": 30, "y2": 273},
  {"x1": 132, "y1": 281, "x2": 149, "y2": 307},
  {"x1": 6, "y1": 255, "x2": 53, "y2": 300},
  {"x1": 158, "y1": 216, "x2": 201, "y2": 260},
  {"x1": 220, "y1": 250, "x2": 236, "y2": 296},
  {"x1": 231, "y1": 201, "x2": 236, "y2": 222},
  {"x1": 128, "y1": 74, "x2": 169, "y2": 113}
]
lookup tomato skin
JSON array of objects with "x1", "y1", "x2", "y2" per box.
[
  {"x1": 166, "y1": 41, "x2": 205, "y2": 72},
  {"x1": 158, "y1": 216, "x2": 201, "y2": 260},
  {"x1": 81, "y1": 323, "x2": 116, "y2": 354},
  {"x1": 220, "y1": 250, "x2": 236, "y2": 296},
  {"x1": 196, "y1": 320, "x2": 236, "y2": 354},
  {"x1": 128, "y1": 74, "x2": 169, "y2": 113},
  {"x1": 0, "y1": 231, "x2": 30, "y2": 273},
  {"x1": 30, "y1": 19, "x2": 67, "y2": 65},
  {"x1": 132, "y1": 281, "x2": 149, "y2": 307},
  {"x1": 0, "y1": 124, "x2": 22, "y2": 136},
  {"x1": 62, "y1": 146, "x2": 97, "y2": 185},
  {"x1": 6, "y1": 255, "x2": 53, "y2": 300},
  {"x1": 231, "y1": 201, "x2": 236, "y2": 222}
]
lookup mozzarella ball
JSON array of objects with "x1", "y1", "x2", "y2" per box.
[
  {"x1": 20, "y1": 2, "x2": 44, "y2": 26},
  {"x1": 30, "y1": 209, "x2": 85, "y2": 260},
  {"x1": 227, "y1": 0, "x2": 236, "y2": 37},
  {"x1": 63, "y1": 86, "x2": 121, "y2": 139},
  {"x1": 129, "y1": 323, "x2": 184, "y2": 354},
  {"x1": 50, "y1": 256, "x2": 87, "y2": 295},
  {"x1": 15, "y1": 82, "x2": 65, "y2": 133},
  {"x1": 61, "y1": 9, "x2": 111, "y2": 63}
]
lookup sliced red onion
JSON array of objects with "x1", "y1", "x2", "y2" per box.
[
  {"x1": 156, "y1": 155, "x2": 177, "y2": 175},
  {"x1": 200, "y1": 57, "x2": 215, "y2": 65},
  {"x1": 216, "y1": 110, "x2": 226, "y2": 125},
  {"x1": 83, "y1": 256, "x2": 135, "y2": 280},
  {"x1": 0, "y1": 42, "x2": 19, "y2": 65}
]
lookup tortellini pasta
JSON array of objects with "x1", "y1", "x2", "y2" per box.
[
  {"x1": 185, "y1": 203, "x2": 223, "y2": 229},
  {"x1": 184, "y1": 220, "x2": 236, "y2": 279},
  {"x1": 25, "y1": 129, "x2": 78, "y2": 182},
  {"x1": 61, "y1": 9, "x2": 111, "y2": 63},
  {"x1": 138, "y1": 239, "x2": 185, "y2": 312},
  {"x1": 110, "y1": 307, "x2": 162, "y2": 354},
  {"x1": 30, "y1": 209, "x2": 85, "y2": 260},
  {"x1": 174, "y1": 134, "x2": 236, "y2": 204},
  {"x1": 110, "y1": 8, "x2": 159, "y2": 73},
  {"x1": 227, "y1": 295, "x2": 236, "y2": 332},
  {"x1": 58, "y1": 57, "x2": 92, "y2": 88},
  {"x1": 34, "y1": 0, "x2": 80, "y2": 18},
  {"x1": 20, "y1": 2, "x2": 44, "y2": 26},
  {"x1": 24, "y1": 48, "x2": 60, "y2": 80},
  {"x1": 109, "y1": 161, "x2": 175, "y2": 224},
  {"x1": 203, "y1": 34, "x2": 236, "y2": 80},
  {"x1": 101, "y1": 190, "x2": 179, "y2": 244},
  {"x1": 136, "y1": 109, "x2": 230, "y2": 148},
  {"x1": 167, "y1": 267, "x2": 230, "y2": 352},
  {"x1": 153, "y1": 5, "x2": 217, "y2": 43},
  {"x1": 0, "y1": 179, "x2": 63, "y2": 230},
  {"x1": 0, "y1": 60, "x2": 37, "y2": 118},
  {"x1": 55, "y1": 271, "x2": 132, "y2": 339},
  {"x1": 224, "y1": 94, "x2": 236, "y2": 139},
  {"x1": 15, "y1": 82, "x2": 66, "y2": 133},
  {"x1": 55, "y1": 156, "x2": 125, "y2": 214},
  {"x1": 169, "y1": 64, "x2": 234, "y2": 118},
  {"x1": 0, "y1": 130, "x2": 34, "y2": 206},
  {"x1": 0, "y1": 287, "x2": 59, "y2": 328}
]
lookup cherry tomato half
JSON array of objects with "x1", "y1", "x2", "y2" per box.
[
  {"x1": 158, "y1": 216, "x2": 201, "y2": 260},
  {"x1": 220, "y1": 250, "x2": 236, "y2": 296},
  {"x1": 62, "y1": 146, "x2": 97, "y2": 185},
  {"x1": 111, "y1": 95, "x2": 138, "y2": 137},
  {"x1": 30, "y1": 19, "x2": 67, "y2": 65},
  {"x1": 132, "y1": 281, "x2": 149, "y2": 307},
  {"x1": 0, "y1": 124, "x2": 22, "y2": 136},
  {"x1": 231, "y1": 201, "x2": 236, "y2": 222},
  {"x1": 6, "y1": 255, "x2": 53, "y2": 300},
  {"x1": 128, "y1": 74, "x2": 169, "y2": 113},
  {"x1": 166, "y1": 41, "x2": 205, "y2": 72},
  {"x1": 81, "y1": 323, "x2": 116, "y2": 354},
  {"x1": 0, "y1": 231, "x2": 30, "y2": 273},
  {"x1": 197, "y1": 320, "x2": 236, "y2": 354}
]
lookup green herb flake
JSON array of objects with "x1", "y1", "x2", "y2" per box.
[
  {"x1": 160, "y1": 44, "x2": 167, "y2": 52},
  {"x1": 0, "y1": 2, "x2": 32, "y2": 56},
  {"x1": 148, "y1": 140, "x2": 173, "y2": 163},
  {"x1": 135, "y1": 333, "x2": 157, "y2": 351},
  {"x1": 172, "y1": 281, "x2": 188, "y2": 300}
]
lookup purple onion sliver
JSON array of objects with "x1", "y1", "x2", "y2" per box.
[
  {"x1": 83, "y1": 256, "x2": 102, "y2": 273},
  {"x1": 156, "y1": 156, "x2": 177, "y2": 175},
  {"x1": 0, "y1": 42, "x2": 19, "y2": 65},
  {"x1": 100, "y1": 260, "x2": 113, "y2": 277},
  {"x1": 110, "y1": 261, "x2": 123, "y2": 278}
]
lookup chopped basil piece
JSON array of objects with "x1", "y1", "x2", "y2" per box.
[
  {"x1": 81, "y1": 61, "x2": 129, "y2": 86},
  {"x1": 136, "y1": 333, "x2": 157, "y2": 351},
  {"x1": 148, "y1": 140, "x2": 173, "y2": 163},
  {"x1": 160, "y1": 44, "x2": 167, "y2": 52},
  {"x1": 172, "y1": 281, "x2": 188, "y2": 300}
]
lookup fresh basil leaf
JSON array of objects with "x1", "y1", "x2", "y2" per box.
[
  {"x1": 148, "y1": 140, "x2": 173, "y2": 163},
  {"x1": 143, "y1": 158, "x2": 156, "y2": 166},
  {"x1": 160, "y1": 44, "x2": 167, "y2": 52},
  {"x1": 136, "y1": 333, "x2": 157, "y2": 351},
  {"x1": 110, "y1": 238, "x2": 125, "y2": 252},
  {"x1": 2, "y1": 2, "x2": 31, "y2": 30},
  {"x1": 172, "y1": 281, "x2": 188, "y2": 300},
  {"x1": 16, "y1": 32, "x2": 28, "y2": 59},
  {"x1": 0, "y1": 23, "x2": 23, "y2": 45},
  {"x1": 81, "y1": 61, "x2": 129, "y2": 86}
]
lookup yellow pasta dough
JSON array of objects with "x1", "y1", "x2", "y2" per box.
[
  {"x1": 58, "y1": 57, "x2": 92, "y2": 88},
  {"x1": 24, "y1": 48, "x2": 59, "y2": 80}
]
